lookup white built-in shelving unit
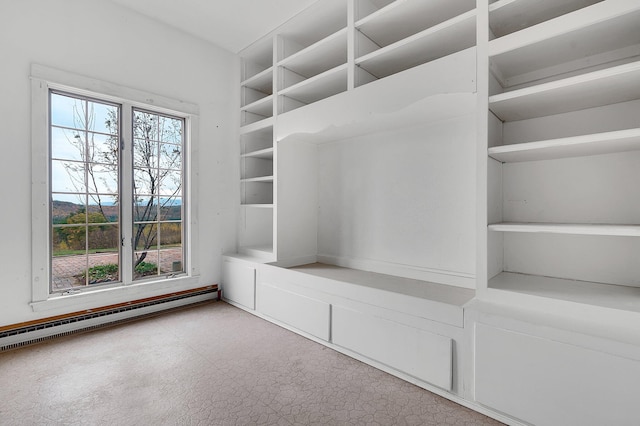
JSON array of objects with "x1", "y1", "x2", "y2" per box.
[
  {"x1": 485, "y1": 0, "x2": 640, "y2": 311},
  {"x1": 237, "y1": 0, "x2": 478, "y2": 263}
]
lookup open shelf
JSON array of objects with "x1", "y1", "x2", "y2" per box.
[
  {"x1": 278, "y1": 28, "x2": 347, "y2": 87},
  {"x1": 356, "y1": 0, "x2": 475, "y2": 48},
  {"x1": 242, "y1": 147, "x2": 274, "y2": 160},
  {"x1": 355, "y1": 10, "x2": 476, "y2": 79},
  {"x1": 489, "y1": 2, "x2": 640, "y2": 85},
  {"x1": 489, "y1": 272, "x2": 640, "y2": 314},
  {"x1": 489, "y1": 0, "x2": 603, "y2": 38},
  {"x1": 240, "y1": 95, "x2": 273, "y2": 118},
  {"x1": 489, "y1": 128, "x2": 640, "y2": 163},
  {"x1": 240, "y1": 244, "x2": 274, "y2": 259},
  {"x1": 241, "y1": 67, "x2": 273, "y2": 94},
  {"x1": 241, "y1": 204, "x2": 274, "y2": 209},
  {"x1": 489, "y1": 61, "x2": 640, "y2": 121},
  {"x1": 489, "y1": 222, "x2": 640, "y2": 237},
  {"x1": 241, "y1": 176, "x2": 274, "y2": 183},
  {"x1": 279, "y1": 64, "x2": 348, "y2": 109}
]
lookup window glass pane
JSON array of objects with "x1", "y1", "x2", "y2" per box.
[
  {"x1": 134, "y1": 251, "x2": 158, "y2": 279},
  {"x1": 51, "y1": 160, "x2": 85, "y2": 193},
  {"x1": 50, "y1": 93, "x2": 84, "y2": 129},
  {"x1": 89, "y1": 101, "x2": 118, "y2": 135},
  {"x1": 51, "y1": 127, "x2": 85, "y2": 162},
  {"x1": 134, "y1": 168, "x2": 158, "y2": 196},
  {"x1": 133, "y1": 111, "x2": 158, "y2": 140},
  {"x1": 50, "y1": 91, "x2": 121, "y2": 293},
  {"x1": 134, "y1": 138, "x2": 158, "y2": 169},
  {"x1": 159, "y1": 197, "x2": 182, "y2": 221},
  {"x1": 134, "y1": 223, "x2": 157, "y2": 251},
  {"x1": 159, "y1": 170, "x2": 182, "y2": 196},
  {"x1": 134, "y1": 196, "x2": 158, "y2": 222},
  {"x1": 159, "y1": 143, "x2": 181, "y2": 170},
  {"x1": 160, "y1": 222, "x2": 182, "y2": 247},
  {"x1": 160, "y1": 248, "x2": 183, "y2": 274},
  {"x1": 158, "y1": 116, "x2": 183, "y2": 144},
  {"x1": 88, "y1": 132, "x2": 118, "y2": 165},
  {"x1": 88, "y1": 163, "x2": 118, "y2": 195}
]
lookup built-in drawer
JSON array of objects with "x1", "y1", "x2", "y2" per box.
[
  {"x1": 332, "y1": 305, "x2": 453, "y2": 391},
  {"x1": 257, "y1": 282, "x2": 331, "y2": 341},
  {"x1": 222, "y1": 258, "x2": 256, "y2": 310}
]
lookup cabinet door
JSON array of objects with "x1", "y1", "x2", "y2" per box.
[
  {"x1": 222, "y1": 260, "x2": 256, "y2": 310},
  {"x1": 475, "y1": 323, "x2": 640, "y2": 426}
]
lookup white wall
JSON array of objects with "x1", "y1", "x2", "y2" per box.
[{"x1": 0, "y1": 0, "x2": 238, "y2": 324}]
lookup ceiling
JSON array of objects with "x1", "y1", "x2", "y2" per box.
[{"x1": 108, "y1": 0, "x2": 319, "y2": 53}]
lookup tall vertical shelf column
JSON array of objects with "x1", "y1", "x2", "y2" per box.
[
  {"x1": 239, "y1": 38, "x2": 276, "y2": 260},
  {"x1": 484, "y1": 0, "x2": 640, "y2": 310}
]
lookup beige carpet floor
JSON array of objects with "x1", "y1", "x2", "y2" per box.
[{"x1": 0, "y1": 301, "x2": 503, "y2": 425}]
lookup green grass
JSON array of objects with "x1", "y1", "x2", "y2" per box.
[{"x1": 53, "y1": 248, "x2": 119, "y2": 257}]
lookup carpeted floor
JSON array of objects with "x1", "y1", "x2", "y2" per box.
[{"x1": 0, "y1": 301, "x2": 503, "y2": 425}]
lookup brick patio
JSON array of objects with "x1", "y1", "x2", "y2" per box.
[{"x1": 51, "y1": 248, "x2": 183, "y2": 291}]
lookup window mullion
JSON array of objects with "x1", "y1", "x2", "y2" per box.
[{"x1": 121, "y1": 103, "x2": 134, "y2": 284}]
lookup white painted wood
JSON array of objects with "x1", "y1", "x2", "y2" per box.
[
  {"x1": 489, "y1": 0, "x2": 603, "y2": 38},
  {"x1": 257, "y1": 282, "x2": 330, "y2": 341},
  {"x1": 489, "y1": 61, "x2": 640, "y2": 121},
  {"x1": 501, "y1": 150, "x2": 640, "y2": 225},
  {"x1": 277, "y1": 47, "x2": 477, "y2": 143},
  {"x1": 278, "y1": 64, "x2": 348, "y2": 106},
  {"x1": 502, "y1": 232, "x2": 640, "y2": 288},
  {"x1": 502, "y1": 99, "x2": 640, "y2": 146},
  {"x1": 489, "y1": 2, "x2": 640, "y2": 77},
  {"x1": 475, "y1": 323, "x2": 640, "y2": 426},
  {"x1": 356, "y1": 0, "x2": 475, "y2": 47},
  {"x1": 222, "y1": 259, "x2": 256, "y2": 310},
  {"x1": 489, "y1": 128, "x2": 640, "y2": 162},
  {"x1": 240, "y1": 94, "x2": 274, "y2": 118},
  {"x1": 316, "y1": 116, "x2": 477, "y2": 289},
  {"x1": 332, "y1": 305, "x2": 453, "y2": 390},
  {"x1": 489, "y1": 223, "x2": 640, "y2": 237},
  {"x1": 356, "y1": 10, "x2": 476, "y2": 79},
  {"x1": 489, "y1": 272, "x2": 640, "y2": 313},
  {"x1": 240, "y1": 176, "x2": 274, "y2": 183},
  {"x1": 275, "y1": 139, "x2": 318, "y2": 263},
  {"x1": 239, "y1": 207, "x2": 273, "y2": 256},
  {"x1": 241, "y1": 147, "x2": 274, "y2": 160},
  {"x1": 240, "y1": 181, "x2": 273, "y2": 205},
  {"x1": 239, "y1": 116, "x2": 274, "y2": 135},
  {"x1": 278, "y1": 28, "x2": 347, "y2": 78},
  {"x1": 282, "y1": 263, "x2": 474, "y2": 327},
  {"x1": 238, "y1": 245, "x2": 275, "y2": 261},
  {"x1": 241, "y1": 67, "x2": 273, "y2": 94}
]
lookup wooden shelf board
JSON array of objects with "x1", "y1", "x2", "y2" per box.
[
  {"x1": 241, "y1": 94, "x2": 273, "y2": 117},
  {"x1": 240, "y1": 204, "x2": 274, "y2": 209},
  {"x1": 279, "y1": 64, "x2": 348, "y2": 105},
  {"x1": 240, "y1": 117, "x2": 274, "y2": 135},
  {"x1": 241, "y1": 176, "x2": 274, "y2": 183},
  {"x1": 242, "y1": 147, "x2": 274, "y2": 160},
  {"x1": 489, "y1": 0, "x2": 602, "y2": 38},
  {"x1": 356, "y1": 0, "x2": 475, "y2": 47},
  {"x1": 489, "y1": 3, "x2": 640, "y2": 81},
  {"x1": 239, "y1": 244, "x2": 275, "y2": 260},
  {"x1": 488, "y1": 128, "x2": 640, "y2": 162},
  {"x1": 279, "y1": 28, "x2": 347, "y2": 78},
  {"x1": 489, "y1": 61, "x2": 640, "y2": 121},
  {"x1": 356, "y1": 10, "x2": 476, "y2": 79},
  {"x1": 241, "y1": 67, "x2": 273, "y2": 93},
  {"x1": 489, "y1": 222, "x2": 640, "y2": 237},
  {"x1": 490, "y1": 271, "x2": 640, "y2": 314}
]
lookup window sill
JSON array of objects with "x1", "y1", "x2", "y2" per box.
[{"x1": 30, "y1": 275, "x2": 201, "y2": 313}]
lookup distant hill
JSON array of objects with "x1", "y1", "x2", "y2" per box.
[{"x1": 52, "y1": 200, "x2": 181, "y2": 223}]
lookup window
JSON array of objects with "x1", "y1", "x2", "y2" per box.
[{"x1": 31, "y1": 65, "x2": 199, "y2": 304}]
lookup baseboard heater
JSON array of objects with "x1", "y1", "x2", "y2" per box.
[{"x1": 0, "y1": 285, "x2": 218, "y2": 352}]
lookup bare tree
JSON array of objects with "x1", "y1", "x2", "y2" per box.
[{"x1": 61, "y1": 100, "x2": 182, "y2": 270}]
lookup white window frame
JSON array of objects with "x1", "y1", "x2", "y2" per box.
[{"x1": 30, "y1": 64, "x2": 200, "y2": 312}]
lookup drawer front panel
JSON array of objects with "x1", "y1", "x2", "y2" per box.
[
  {"x1": 258, "y1": 283, "x2": 331, "y2": 341},
  {"x1": 332, "y1": 305, "x2": 452, "y2": 390}
]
